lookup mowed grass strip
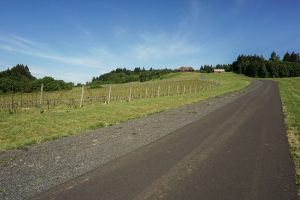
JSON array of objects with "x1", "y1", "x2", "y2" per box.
[
  {"x1": 276, "y1": 77, "x2": 300, "y2": 194},
  {"x1": 0, "y1": 72, "x2": 250, "y2": 151}
]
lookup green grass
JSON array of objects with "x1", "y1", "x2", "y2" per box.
[
  {"x1": 0, "y1": 72, "x2": 250, "y2": 151},
  {"x1": 161, "y1": 72, "x2": 202, "y2": 80},
  {"x1": 0, "y1": 73, "x2": 217, "y2": 109},
  {"x1": 275, "y1": 77, "x2": 300, "y2": 194}
]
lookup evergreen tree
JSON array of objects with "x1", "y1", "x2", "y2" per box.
[
  {"x1": 269, "y1": 51, "x2": 280, "y2": 61},
  {"x1": 134, "y1": 67, "x2": 141, "y2": 73},
  {"x1": 290, "y1": 52, "x2": 300, "y2": 62},
  {"x1": 283, "y1": 52, "x2": 291, "y2": 62},
  {"x1": 257, "y1": 64, "x2": 268, "y2": 78}
]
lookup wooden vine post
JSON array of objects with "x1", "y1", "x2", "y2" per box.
[
  {"x1": 40, "y1": 84, "x2": 44, "y2": 106},
  {"x1": 157, "y1": 85, "x2": 160, "y2": 97},
  {"x1": 128, "y1": 87, "x2": 132, "y2": 102},
  {"x1": 80, "y1": 85, "x2": 84, "y2": 108},
  {"x1": 145, "y1": 87, "x2": 148, "y2": 98},
  {"x1": 107, "y1": 85, "x2": 112, "y2": 104}
]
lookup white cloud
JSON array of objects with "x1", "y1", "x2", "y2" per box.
[
  {"x1": 132, "y1": 33, "x2": 200, "y2": 61},
  {"x1": 0, "y1": 35, "x2": 102, "y2": 67},
  {"x1": 77, "y1": 25, "x2": 94, "y2": 41},
  {"x1": 11, "y1": 35, "x2": 41, "y2": 48},
  {"x1": 0, "y1": 1, "x2": 205, "y2": 81},
  {"x1": 129, "y1": 1, "x2": 202, "y2": 62},
  {"x1": 177, "y1": 0, "x2": 201, "y2": 38}
]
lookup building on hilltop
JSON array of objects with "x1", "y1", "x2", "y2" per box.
[
  {"x1": 213, "y1": 69, "x2": 225, "y2": 73},
  {"x1": 178, "y1": 66, "x2": 194, "y2": 72}
]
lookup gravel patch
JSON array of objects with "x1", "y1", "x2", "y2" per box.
[{"x1": 0, "y1": 81, "x2": 261, "y2": 200}]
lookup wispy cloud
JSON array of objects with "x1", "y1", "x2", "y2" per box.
[
  {"x1": 131, "y1": 1, "x2": 201, "y2": 62},
  {"x1": 77, "y1": 25, "x2": 94, "y2": 41},
  {"x1": 176, "y1": 0, "x2": 201, "y2": 39},
  {"x1": 132, "y1": 33, "x2": 200, "y2": 61},
  {"x1": 11, "y1": 35, "x2": 41, "y2": 48},
  {"x1": 0, "y1": 35, "x2": 101, "y2": 67},
  {"x1": 0, "y1": 1, "x2": 204, "y2": 81},
  {"x1": 0, "y1": 35, "x2": 42, "y2": 51}
]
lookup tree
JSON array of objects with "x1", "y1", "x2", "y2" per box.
[
  {"x1": 257, "y1": 64, "x2": 268, "y2": 78},
  {"x1": 134, "y1": 67, "x2": 141, "y2": 73},
  {"x1": 266, "y1": 62, "x2": 278, "y2": 78},
  {"x1": 0, "y1": 65, "x2": 73, "y2": 93},
  {"x1": 215, "y1": 64, "x2": 232, "y2": 71},
  {"x1": 232, "y1": 52, "x2": 300, "y2": 78},
  {"x1": 283, "y1": 52, "x2": 291, "y2": 62},
  {"x1": 290, "y1": 51, "x2": 300, "y2": 62},
  {"x1": 269, "y1": 51, "x2": 280, "y2": 61},
  {"x1": 90, "y1": 68, "x2": 175, "y2": 85},
  {"x1": 199, "y1": 65, "x2": 214, "y2": 73}
]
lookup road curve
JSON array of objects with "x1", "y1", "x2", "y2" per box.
[{"x1": 33, "y1": 80, "x2": 299, "y2": 200}]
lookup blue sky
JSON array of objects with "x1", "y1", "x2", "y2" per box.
[{"x1": 0, "y1": 0, "x2": 299, "y2": 83}]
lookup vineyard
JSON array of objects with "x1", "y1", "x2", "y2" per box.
[{"x1": 0, "y1": 79, "x2": 220, "y2": 112}]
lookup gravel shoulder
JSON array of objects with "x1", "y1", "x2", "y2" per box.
[{"x1": 0, "y1": 81, "x2": 260, "y2": 200}]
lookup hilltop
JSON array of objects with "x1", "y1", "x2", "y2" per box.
[{"x1": 0, "y1": 64, "x2": 74, "y2": 93}]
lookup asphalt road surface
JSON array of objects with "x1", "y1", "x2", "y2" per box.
[{"x1": 34, "y1": 81, "x2": 299, "y2": 200}]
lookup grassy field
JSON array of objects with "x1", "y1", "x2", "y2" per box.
[
  {"x1": 0, "y1": 74, "x2": 219, "y2": 111},
  {"x1": 0, "y1": 72, "x2": 250, "y2": 151},
  {"x1": 275, "y1": 77, "x2": 300, "y2": 193}
]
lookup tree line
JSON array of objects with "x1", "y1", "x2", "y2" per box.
[
  {"x1": 0, "y1": 64, "x2": 74, "y2": 93},
  {"x1": 199, "y1": 64, "x2": 231, "y2": 73},
  {"x1": 231, "y1": 51, "x2": 300, "y2": 78},
  {"x1": 88, "y1": 67, "x2": 175, "y2": 87}
]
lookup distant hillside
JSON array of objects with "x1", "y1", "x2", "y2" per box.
[
  {"x1": 0, "y1": 64, "x2": 74, "y2": 93},
  {"x1": 89, "y1": 67, "x2": 175, "y2": 87}
]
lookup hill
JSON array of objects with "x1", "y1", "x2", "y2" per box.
[
  {"x1": 89, "y1": 67, "x2": 175, "y2": 87},
  {"x1": 0, "y1": 64, "x2": 74, "y2": 93}
]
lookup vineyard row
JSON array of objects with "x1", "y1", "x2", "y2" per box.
[{"x1": 0, "y1": 80, "x2": 220, "y2": 112}]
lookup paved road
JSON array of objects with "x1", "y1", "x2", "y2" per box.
[{"x1": 34, "y1": 81, "x2": 299, "y2": 200}]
